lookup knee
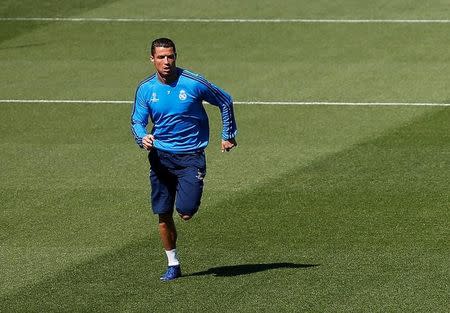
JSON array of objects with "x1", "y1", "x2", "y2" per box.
[
  {"x1": 176, "y1": 207, "x2": 198, "y2": 221},
  {"x1": 158, "y1": 213, "x2": 174, "y2": 225},
  {"x1": 179, "y1": 213, "x2": 192, "y2": 221}
]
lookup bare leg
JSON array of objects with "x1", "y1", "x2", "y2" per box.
[
  {"x1": 158, "y1": 213, "x2": 177, "y2": 250},
  {"x1": 158, "y1": 213, "x2": 182, "y2": 280}
]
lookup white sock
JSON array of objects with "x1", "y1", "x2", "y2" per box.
[{"x1": 165, "y1": 249, "x2": 180, "y2": 266}]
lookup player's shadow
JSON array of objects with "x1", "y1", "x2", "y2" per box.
[{"x1": 187, "y1": 262, "x2": 319, "y2": 277}]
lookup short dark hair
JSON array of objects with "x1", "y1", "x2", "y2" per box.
[{"x1": 150, "y1": 38, "x2": 176, "y2": 56}]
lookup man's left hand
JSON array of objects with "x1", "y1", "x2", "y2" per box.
[{"x1": 221, "y1": 138, "x2": 237, "y2": 152}]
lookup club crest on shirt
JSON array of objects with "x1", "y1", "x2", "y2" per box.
[
  {"x1": 150, "y1": 92, "x2": 159, "y2": 103},
  {"x1": 179, "y1": 90, "x2": 187, "y2": 101}
]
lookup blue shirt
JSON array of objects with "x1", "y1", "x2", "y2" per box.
[{"x1": 131, "y1": 68, "x2": 237, "y2": 153}]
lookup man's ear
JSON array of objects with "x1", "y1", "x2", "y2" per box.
[{"x1": 150, "y1": 55, "x2": 155, "y2": 63}]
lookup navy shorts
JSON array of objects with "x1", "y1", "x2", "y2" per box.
[{"x1": 148, "y1": 149, "x2": 206, "y2": 216}]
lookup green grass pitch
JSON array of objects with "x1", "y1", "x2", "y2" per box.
[{"x1": 1, "y1": 1, "x2": 449, "y2": 312}]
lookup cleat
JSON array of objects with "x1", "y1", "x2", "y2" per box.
[{"x1": 160, "y1": 265, "x2": 182, "y2": 281}]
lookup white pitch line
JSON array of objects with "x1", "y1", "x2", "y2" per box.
[
  {"x1": 240, "y1": 101, "x2": 450, "y2": 106},
  {"x1": 0, "y1": 99, "x2": 130, "y2": 104},
  {"x1": 1, "y1": 99, "x2": 450, "y2": 106},
  {"x1": 2, "y1": 17, "x2": 450, "y2": 24}
]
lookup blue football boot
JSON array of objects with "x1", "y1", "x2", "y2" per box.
[{"x1": 160, "y1": 265, "x2": 182, "y2": 281}]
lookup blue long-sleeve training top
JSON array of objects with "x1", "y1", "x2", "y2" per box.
[{"x1": 131, "y1": 68, "x2": 237, "y2": 154}]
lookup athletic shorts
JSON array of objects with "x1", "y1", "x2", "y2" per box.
[{"x1": 148, "y1": 149, "x2": 206, "y2": 216}]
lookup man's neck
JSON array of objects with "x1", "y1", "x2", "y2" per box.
[{"x1": 157, "y1": 68, "x2": 179, "y2": 85}]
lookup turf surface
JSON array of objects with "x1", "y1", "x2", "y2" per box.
[{"x1": 1, "y1": 1, "x2": 449, "y2": 312}]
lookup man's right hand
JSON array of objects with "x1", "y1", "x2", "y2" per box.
[{"x1": 142, "y1": 134, "x2": 155, "y2": 151}]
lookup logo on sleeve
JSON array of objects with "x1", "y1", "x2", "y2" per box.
[{"x1": 179, "y1": 90, "x2": 187, "y2": 101}]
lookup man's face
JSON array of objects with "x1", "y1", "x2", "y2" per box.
[{"x1": 151, "y1": 46, "x2": 177, "y2": 80}]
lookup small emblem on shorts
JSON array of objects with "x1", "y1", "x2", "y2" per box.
[
  {"x1": 150, "y1": 92, "x2": 159, "y2": 102},
  {"x1": 196, "y1": 169, "x2": 206, "y2": 181},
  {"x1": 179, "y1": 90, "x2": 187, "y2": 101}
]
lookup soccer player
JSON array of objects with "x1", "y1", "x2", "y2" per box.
[{"x1": 131, "y1": 38, "x2": 237, "y2": 281}]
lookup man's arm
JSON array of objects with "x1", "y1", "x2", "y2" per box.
[
  {"x1": 202, "y1": 81, "x2": 238, "y2": 151},
  {"x1": 131, "y1": 86, "x2": 151, "y2": 149}
]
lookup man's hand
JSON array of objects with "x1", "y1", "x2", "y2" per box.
[
  {"x1": 221, "y1": 138, "x2": 237, "y2": 152},
  {"x1": 142, "y1": 134, "x2": 155, "y2": 151}
]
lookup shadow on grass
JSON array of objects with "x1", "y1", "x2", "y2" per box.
[
  {"x1": 187, "y1": 262, "x2": 319, "y2": 277},
  {"x1": 0, "y1": 237, "x2": 318, "y2": 312},
  {"x1": 0, "y1": 42, "x2": 49, "y2": 50}
]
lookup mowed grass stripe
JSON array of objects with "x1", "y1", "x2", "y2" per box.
[
  {"x1": 202, "y1": 108, "x2": 449, "y2": 311},
  {"x1": 2, "y1": 22, "x2": 450, "y2": 103},
  {"x1": 1, "y1": 109, "x2": 448, "y2": 312},
  {"x1": 0, "y1": 0, "x2": 120, "y2": 43}
]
